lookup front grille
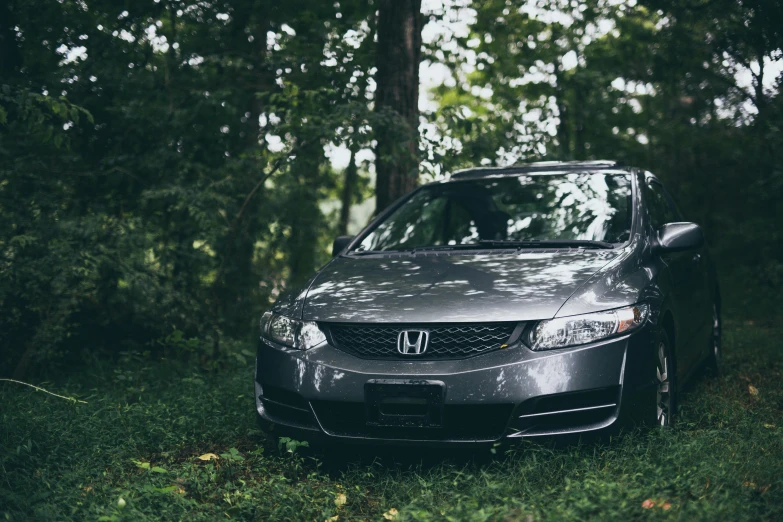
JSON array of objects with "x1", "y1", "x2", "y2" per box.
[
  {"x1": 311, "y1": 401, "x2": 513, "y2": 440},
  {"x1": 326, "y1": 322, "x2": 520, "y2": 359}
]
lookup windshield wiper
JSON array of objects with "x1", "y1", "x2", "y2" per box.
[
  {"x1": 349, "y1": 239, "x2": 614, "y2": 255},
  {"x1": 410, "y1": 244, "x2": 503, "y2": 253},
  {"x1": 347, "y1": 249, "x2": 396, "y2": 255},
  {"x1": 351, "y1": 244, "x2": 514, "y2": 255},
  {"x1": 478, "y1": 239, "x2": 615, "y2": 249}
]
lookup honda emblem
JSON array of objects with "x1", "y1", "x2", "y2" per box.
[{"x1": 397, "y1": 330, "x2": 430, "y2": 355}]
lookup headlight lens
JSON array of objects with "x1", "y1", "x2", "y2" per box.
[
  {"x1": 530, "y1": 304, "x2": 649, "y2": 351},
  {"x1": 260, "y1": 312, "x2": 326, "y2": 350},
  {"x1": 268, "y1": 314, "x2": 297, "y2": 346}
]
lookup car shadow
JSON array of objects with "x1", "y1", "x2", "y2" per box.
[{"x1": 306, "y1": 428, "x2": 634, "y2": 476}]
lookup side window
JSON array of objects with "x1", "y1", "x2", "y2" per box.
[{"x1": 645, "y1": 180, "x2": 678, "y2": 230}]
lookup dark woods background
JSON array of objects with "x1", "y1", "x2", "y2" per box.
[{"x1": 1, "y1": 0, "x2": 782, "y2": 378}]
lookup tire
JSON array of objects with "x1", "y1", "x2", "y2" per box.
[
  {"x1": 705, "y1": 303, "x2": 721, "y2": 375},
  {"x1": 654, "y1": 329, "x2": 677, "y2": 427}
]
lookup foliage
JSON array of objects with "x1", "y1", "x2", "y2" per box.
[
  {"x1": 425, "y1": 0, "x2": 782, "y2": 318},
  {"x1": 0, "y1": 0, "x2": 379, "y2": 375},
  {"x1": 1, "y1": 1, "x2": 782, "y2": 519},
  {"x1": 1, "y1": 0, "x2": 781, "y2": 377},
  {"x1": 1, "y1": 320, "x2": 782, "y2": 520}
]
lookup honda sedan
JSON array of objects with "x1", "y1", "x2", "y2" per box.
[{"x1": 255, "y1": 161, "x2": 720, "y2": 444}]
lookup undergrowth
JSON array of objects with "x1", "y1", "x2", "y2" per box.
[{"x1": 1, "y1": 320, "x2": 781, "y2": 521}]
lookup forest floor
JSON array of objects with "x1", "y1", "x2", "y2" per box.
[{"x1": 2, "y1": 319, "x2": 782, "y2": 521}]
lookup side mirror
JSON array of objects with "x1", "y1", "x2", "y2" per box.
[
  {"x1": 331, "y1": 235, "x2": 354, "y2": 257},
  {"x1": 656, "y1": 223, "x2": 704, "y2": 252}
]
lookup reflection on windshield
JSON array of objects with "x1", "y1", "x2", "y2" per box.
[{"x1": 357, "y1": 173, "x2": 632, "y2": 252}]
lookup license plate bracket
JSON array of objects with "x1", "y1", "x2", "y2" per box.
[{"x1": 365, "y1": 379, "x2": 445, "y2": 428}]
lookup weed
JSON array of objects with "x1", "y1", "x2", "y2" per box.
[{"x1": 1, "y1": 320, "x2": 781, "y2": 521}]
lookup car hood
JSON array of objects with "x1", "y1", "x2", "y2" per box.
[{"x1": 301, "y1": 250, "x2": 622, "y2": 323}]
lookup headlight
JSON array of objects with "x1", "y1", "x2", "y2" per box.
[
  {"x1": 260, "y1": 312, "x2": 326, "y2": 350},
  {"x1": 268, "y1": 314, "x2": 297, "y2": 346},
  {"x1": 529, "y1": 304, "x2": 649, "y2": 351}
]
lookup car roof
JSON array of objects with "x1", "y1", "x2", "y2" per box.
[{"x1": 449, "y1": 160, "x2": 633, "y2": 180}]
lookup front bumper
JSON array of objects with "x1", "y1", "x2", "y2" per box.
[{"x1": 255, "y1": 325, "x2": 656, "y2": 444}]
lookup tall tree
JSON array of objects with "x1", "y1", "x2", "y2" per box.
[
  {"x1": 374, "y1": 0, "x2": 422, "y2": 212},
  {"x1": 0, "y1": 0, "x2": 378, "y2": 374},
  {"x1": 338, "y1": 138, "x2": 360, "y2": 236}
]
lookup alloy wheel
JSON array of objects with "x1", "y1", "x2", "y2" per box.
[{"x1": 656, "y1": 341, "x2": 672, "y2": 426}]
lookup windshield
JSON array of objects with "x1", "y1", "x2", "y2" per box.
[{"x1": 355, "y1": 172, "x2": 633, "y2": 252}]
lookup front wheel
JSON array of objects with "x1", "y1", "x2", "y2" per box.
[{"x1": 655, "y1": 330, "x2": 676, "y2": 427}]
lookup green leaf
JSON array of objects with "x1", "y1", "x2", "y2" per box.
[{"x1": 132, "y1": 460, "x2": 150, "y2": 470}]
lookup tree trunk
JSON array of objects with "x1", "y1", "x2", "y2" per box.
[
  {"x1": 573, "y1": 81, "x2": 586, "y2": 159},
  {"x1": 374, "y1": 0, "x2": 422, "y2": 213},
  {"x1": 286, "y1": 141, "x2": 325, "y2": 288},
  {"x1": 11, "y1": 343, "x2": 33, "y2": 380},
  {"x1": 338, "y1": 140, "x2": 359, "y2": 236},
  {"x1": 555, "y1": 78, "x2": 571, "y2": 159},
  {"x1": 552, "y1": 35, "x2": 571, "y2": 160},
  {"x1": 209, "y1": 2, "x2": 274, "y2": 353}
]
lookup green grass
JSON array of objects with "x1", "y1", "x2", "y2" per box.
[{"x1": 2, "y1": 320, "x2": 782, "y2": 521}]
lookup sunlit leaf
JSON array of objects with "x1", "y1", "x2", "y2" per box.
[{"x1": 197, "y1": 453, "x2": 219, "y2": 461}]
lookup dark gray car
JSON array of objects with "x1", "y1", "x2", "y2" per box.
[{"x1": 255, "y1": 161, "x2": 720, "y2": 444}]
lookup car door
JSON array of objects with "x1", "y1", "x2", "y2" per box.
[
  {"x1": 645, "y1": 178, "x2": 708, "y2": 374},
  {"x1": 660, "y1": 182, "x2": 713, "y2": 360}
]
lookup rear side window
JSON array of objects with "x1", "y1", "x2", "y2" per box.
[{"x1": 645, "y1": 180, "x2": 678, "y2": 230}]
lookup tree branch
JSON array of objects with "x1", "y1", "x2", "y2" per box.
[
  {"x1": 210, "y1": 142, "x2": 306, "y2": 293},
  {"x1": 0, "y1": 378, "x2": 88, "y2": 403}
]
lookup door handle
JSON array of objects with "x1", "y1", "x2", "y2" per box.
[{"x1": 692, "y1": 253, "x2": 701, "y2": 264}]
